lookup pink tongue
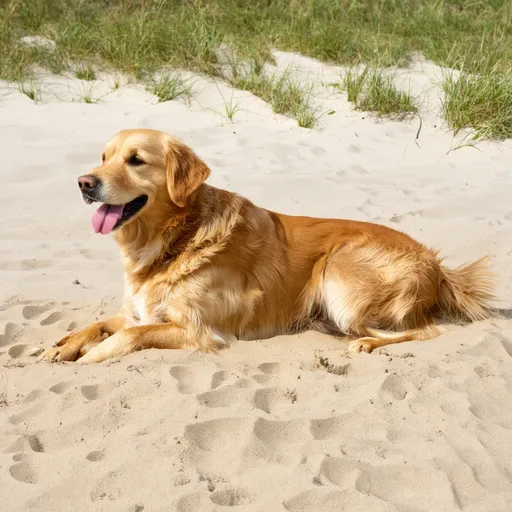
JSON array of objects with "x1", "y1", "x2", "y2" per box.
[{"x1": 92, "y1": 204, "x2": 124, "y2": 235}]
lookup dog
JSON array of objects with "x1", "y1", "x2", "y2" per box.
[{"x1": 43, "y1": 129, "x2": 495, "y2": 363}]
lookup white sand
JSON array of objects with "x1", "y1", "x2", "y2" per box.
[{"x1": 1, "y1": 53, "x2": 512, "y2": 511}]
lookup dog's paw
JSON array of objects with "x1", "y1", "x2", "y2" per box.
[
  {"x1": 204, "y1": 332, "x2": 232, "y2": 354},
  {"x1": 41, "y1": 346, "x2": 60, "y2": 362},
  {"x1": 41, "y1": 331, "x2": 103, "y2": 362},
  {"x1": 41, "y1": 344, "x2": 78, "y2": 362},
  {"x1": 348, "y1": 338, "x2": 376, "y2": 354},
  {"x1": 77, "y1": 332, "x2": 127, "y2": 364}
]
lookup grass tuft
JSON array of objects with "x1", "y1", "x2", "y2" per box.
[
  {"x1": 343, "y1": 68, "x2": 368, "y2": 103},
  {"x1": 109, "y1": 74, "x2": 124, "y2": 91},
  {"x1": 76, "y1": 84, "x2": 100, "y2": 104},
  {"x1": 147, "y1": 73, "x2": 192, "y2": 103},
  {"x1": 18, "y1": 78, "x2": 42, "y2": 102},
  {"x1": 230, "y1": 66, "x2": 318, "y2": 128},
  {"x1": 75, "y1": 64, "x2": 96, "y2": 81},
  {"x1": 221, "y1": 95, "x2": 240, "y2": 122},
  {"x1": 442, "y1": 73, "x2": 512, "y2": 141},
  {"x1": 342, "y1": 68, "x2": 418, "y2": 120},
  {"x1": 295, "y1": 108, "x2": 320, "y2": 129}
]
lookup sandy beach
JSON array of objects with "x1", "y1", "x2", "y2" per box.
[{"x1": 1, "y1": 54, "x2": 512, "y2": 511}]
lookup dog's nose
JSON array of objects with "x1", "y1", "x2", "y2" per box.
[{"x1": 78, "y1": 175, "x2": 100, "y2": 192}]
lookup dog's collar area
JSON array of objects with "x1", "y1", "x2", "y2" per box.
[{"x1": 113, "y1": 194, "x2": 148, "y2": 230}]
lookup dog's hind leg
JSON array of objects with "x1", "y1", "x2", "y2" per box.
[
  {"x1": 347, "y1": 324, "x2": 443, "y2": 353},
  {"x1": 321, "y1": 249, "x2": 443, "y2": 354}
]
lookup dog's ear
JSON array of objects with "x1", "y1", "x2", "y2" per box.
[{"x1": 166, "y1": 139, "x2": 211, "y2": 207}]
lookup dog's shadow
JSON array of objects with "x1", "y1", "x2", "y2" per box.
[{"x1": 490, "y1": 307, "x2": 512, "y2": 320}]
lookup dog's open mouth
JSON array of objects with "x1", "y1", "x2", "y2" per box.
[{"x1": 91, "y1": 195, "x2": 148, "y2": 235}]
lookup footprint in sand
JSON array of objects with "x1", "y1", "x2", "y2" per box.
[
  {"x1": 8, "y1": 344, "x2": 27, "y2": 358},
  {"x1": 28, "y1": 435, "x2": 44, "y2": 453},
  {"x1": 90, "y1": 471, "x2": 123, "y2": 502},
  {"x1": 9, "y1": 403, "x2": 45, "y2": 425},
  {"x1": 67, "y1": 320, "x2": 78, "y2": 331},
  {"x1": 248, "y1": 418, "x2": 309, "y2": 465},
  {"x1": 170, "y1": 365, "x2": 218, "y2": 394},
  {"x1": 197, "y1": 386, "x2": 248, "y2": 408},
  {"x1": 258, "y1": 362, "x2": 281, "y2": 375},
  {"x1": 176, "y1": 492, "x2": 203, "y2": 512},
  {"x1": 40, "y1": 311, "x2": 65, "y2": 326},
  {"x1": 185, "y1": 418, "x2": 253, "y2": 452},
  {"x1": 86, "y1": 450, "x2": 105, "y2": 462},
  {"x1": 319, "y1": 455, "x2": 367, "y2": 488},
  {"x1": 177, "y1": 489, "x2": 255, "y2": 511},
  {"x1": 283, "y1": 489, "x2": 395, "y2": 512},
  {"x1": 211, "y1": 370, "x2": 228, "y2": 389},
  {"x1": 6, "y1": 434, "x2": 44, "y2": 454},
  {"x1": 310, "y1": 416, "x2": 348, "y2": 441},
  {"x1": 9, "y1": 461, "x2": 38, "y2": 484},
  {"x1": 251, "y1": 373, "x2": 272, "y2": 384},
  {"x1": 80, "y1": 383, "x2": 112, "y2": 401},
  {"x1": 49, "y1": 381, "x2": 75, "y2": 395},
  {"x1": 22, "y1": 303, "x2": 54, "y2": 320},
  {"x1": 6, "y1": 438, "x2": 27, "y2": 453},
  {"x1": 0, "y1": 322, "x2": 23, "y2": 347},
  {"x1": 253, "y1": 387, "x2": 292, "y2": 415},
  {"x1": 24, "y1": 390, "x2": 43, "y2": 403},
  {"x1": 253, "y1": 418, "x2": 308, "y2": 448},
  {"x1": 379, "y1": 374, "x2": 409, "y2": 401},
  {"x1": 210, "y1": 489, "x2": 254, "y2": 506},
  {"x1": 361, "y1": 463, "x2": 458, "y2": 510}
]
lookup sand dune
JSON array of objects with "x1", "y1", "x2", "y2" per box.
[{"x1": 1, "y1": 54, "x2": 512, "y2": 511}]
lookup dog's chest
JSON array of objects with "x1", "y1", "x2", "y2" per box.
[
  {"x1": 124, "y1": 280, "x2": 165, "y2": 326},
  {"x1": 130, "y1": 293, "x2": 151, "y2": 325}
]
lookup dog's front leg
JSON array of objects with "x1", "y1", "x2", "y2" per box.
[
  {"x1": 77, "y1": 323, "x2": 229, "y2": 364},
  {"x1": 42, "y1": 314, "x2": 126, "y2": 362}
]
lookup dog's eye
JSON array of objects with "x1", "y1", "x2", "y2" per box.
[
  {"x1": 101, "y1": 153, "x2": 105, "y2": 163},
  {"x1": 127, "y1": 154, "x2": 144, "y2": 166}
]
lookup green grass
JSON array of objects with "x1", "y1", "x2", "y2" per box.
[
  {"x1": 222, "y1": 99, "x2": 240, "y2": 122},
  {"x1": 343, "y1": 68, "x2": 368, "y2": 103},
  {"x1": 147, "y1": 73, "x2": 192, "y2": 103},
  {"x1": 75, "y1": 64, "x2": 96, "y2": 81},
  {"x1": 0, "y1": 0, "x2": 511, "y2": 137},
  {"x1": 18, "y1": 77, "x2": 42, "y2": 102},
  {"x1": 295, "y1": 108, "x2": 321, "y2": 130},
  {"x1": 1, "y1": 0, "x2": 510, "y2": 81},
  {"x1": 229, "y1": 67, "x2": 319, "y2": 127},
  {"x1": 342, "y1": 68, "x2": 418, "y2": 120},
  {"x1": 442, "y1": 72, "x2": 512, "y2": 140},
  {"x1": 218, "y1": 91, "x2": 241, "y2": 123},
  {"x1": 110, "y1": 75, "x2": 123, "y2": 91},
  {"x1": 76, "y1": 83, "x2": 100, "y2": 104}
]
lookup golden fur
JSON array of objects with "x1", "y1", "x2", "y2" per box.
[{"x1": 43, "y1": 129, "x2": 496, "y2": 363}]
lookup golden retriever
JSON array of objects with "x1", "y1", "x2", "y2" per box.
[{"x1": 43, "y1": 129, "x2": 495, "y2": 363}]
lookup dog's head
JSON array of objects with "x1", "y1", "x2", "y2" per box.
[{"x1": 79, "y1": 129, "x2": 210, "y2": 234}]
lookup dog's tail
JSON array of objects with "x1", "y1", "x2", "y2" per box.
[{"x1": 436, "y1": 256, "x2": 495, "y2": 322}]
